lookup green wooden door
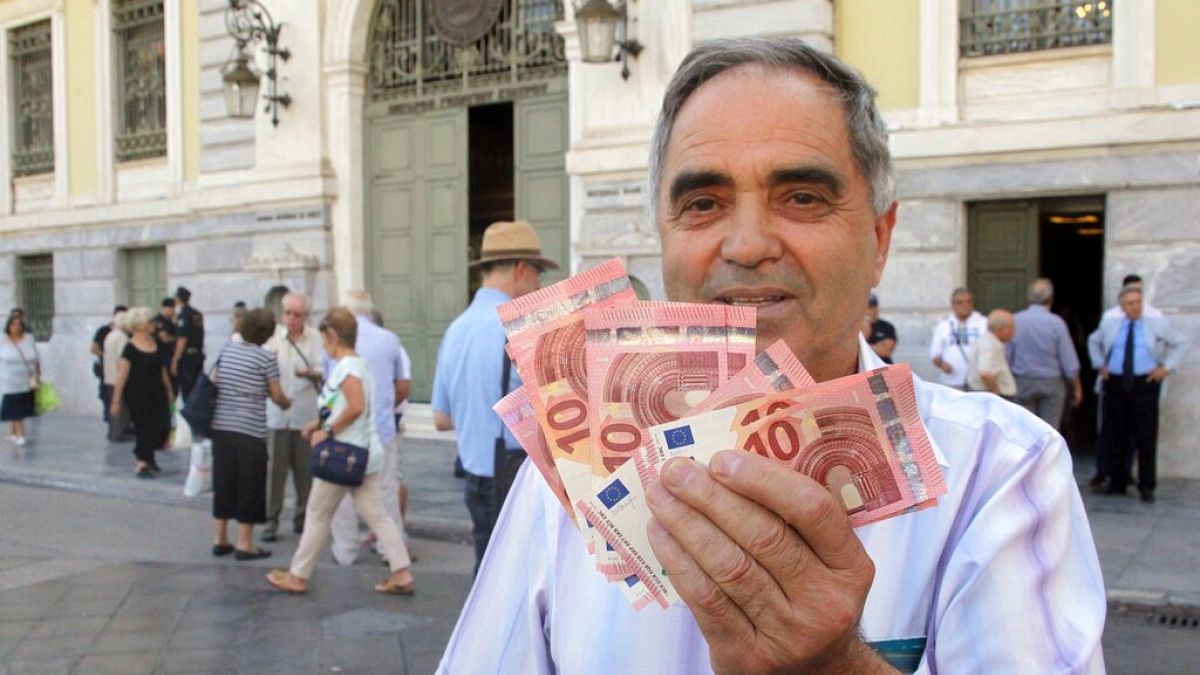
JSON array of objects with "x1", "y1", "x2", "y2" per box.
[
  {"x1": 367, "y1": 109, "x2": 468, "y2": 402},
  {"x1": 515, "y1": 94, "x2": 569, "y2": 286},
  {"x1": 967, "y1": 202, "x2": 1038, "y2": 314},
  {"x1": 125, "y1": 247, "x2": 166, "y2": 310}
]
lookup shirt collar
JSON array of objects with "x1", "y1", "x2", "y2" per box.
[
  {"x1": 857, "y1": 334, "x2": 951, "y2": 469},
  {"x1": 473, "y1": 287, "x2": 513, "y2": 305}
]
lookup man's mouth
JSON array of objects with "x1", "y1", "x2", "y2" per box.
[{"x1": 713, "y1": 293, "x2": 792, "y2": 308}]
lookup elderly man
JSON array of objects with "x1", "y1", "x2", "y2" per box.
[
  {"x1": 1088, "y1": 285, "x2": 1187, "y2": 502},
  {"x1": 261, "y1": 292, "x2": 323, "y2": 542},
  {"x1": 1010, "y1": 278, "x2": 1083, "y2": 429},
  {"x1": 432, "y1": 220, "x2": 557, "y2": 572},
  {"x1": 1102, "y1": 274, "x2": 1162, "y2": 321},
  {"x1": 329, "y1": 290, "x2": 413, "y2": 565},
  {"x1": 928, "y1": 287, "x2": 987, "y2": 390},
  {"x1": 439, "y1": 38, "x2": 1105, "y2": 673},
  {"x1": 967, "y1": 309, "x2": 1017, "y2": 398}
]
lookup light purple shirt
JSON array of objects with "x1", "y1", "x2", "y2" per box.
[
  {"x1": 1010, "y1": 304, "x2": 1081, "y2": 380},
  {"x1": 438, "y1": 338, "x2": 1106, "y2": 674}
]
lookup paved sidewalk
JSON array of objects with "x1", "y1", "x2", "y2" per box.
[{"x1": 1, "y1": 408, "x2": 1197, "y2": 611}]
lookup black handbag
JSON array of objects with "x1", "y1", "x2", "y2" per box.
[
  {"x1": 180, "y1": 369, "x2": 218, "y2": 439},
  {"x1": 311, "y1": 437, "x2": 368, "y2": 487},
  {"x1": 492, "y1": 349, "x2": 526, "y2": 521}
]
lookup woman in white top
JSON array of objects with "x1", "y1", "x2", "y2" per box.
[
  {"x1": 266, "y1": 308, "x2": 414, "y2": 595},
  {"x1": 0, "y1": 313, "x2": 40, "y2": 446}
]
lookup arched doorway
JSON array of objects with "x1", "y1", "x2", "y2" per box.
[{"x1": 364, "y1": 0, "x2": 569, "y2": 400}]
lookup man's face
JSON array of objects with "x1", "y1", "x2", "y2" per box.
[
  {"x1": 162, "y1": 306, "x2": 175, "y2": 320},
  {"x1": 952, "y1": 292, "x2": 974, "y2": 321},
  {"x1": 513, "y1": 260, "x2": 543, "y2": 299},
  {"x1": 996, "y1": 324, "x2": 1015, "y2": 343},
  {"x1": 657, "y1": 66, "x2": 895, "y2": 379},
  {"x1": 283, "y1": 298, "x2": 307, "y2": 334},
  {"x1": 1120, "y1": 292, "x2": 1143, "y2": 321}
]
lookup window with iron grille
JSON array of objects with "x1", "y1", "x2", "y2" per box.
[
  {"x1": 960, "y1": 1, "x2": 1113, "y2": 58},
  {"x1": 113, "y1": 0, "x2": 166, "y2": 162},
  {"x1": 17, "y1": 255, "x2": 54, "y2": 341},
  {"x1": 8, "y1": 20, "x2": 54, "y2": 178}
]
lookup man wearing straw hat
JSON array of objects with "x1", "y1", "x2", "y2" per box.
[{"x1": 431, "y1": 220, "x2": 558, "y2": 572}]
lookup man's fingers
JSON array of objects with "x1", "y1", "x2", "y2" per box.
[
  {"x1": 646, "y1": 460, "x2": 786, "y2": 619},
  {"x1": 708, "y1": 450, "x2": 870, "y2": 574},
  {"x1": 644, "y1": 511, "x2": 754, "y2": 643}
]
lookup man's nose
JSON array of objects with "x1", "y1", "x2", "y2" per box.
[{"x1": 720, "y1": 198, "x2": 782, "y2": 268}]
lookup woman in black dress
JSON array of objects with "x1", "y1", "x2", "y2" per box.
[{"x1": 110, "y1": 307, "x2": 173, "y2": 478}]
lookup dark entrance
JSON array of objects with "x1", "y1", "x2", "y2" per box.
[
  {"x1": 967, "y1": 195, "x2": 1106, "y2": 453},
  {"x1": 468, "y1": 103, "x2": 515, "y2": 300}
]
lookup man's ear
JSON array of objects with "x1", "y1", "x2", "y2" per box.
[{"x1": 871, "y1": 202, "x2": 898, "y2": 287}]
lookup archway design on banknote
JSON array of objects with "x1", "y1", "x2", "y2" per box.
[
  {"x1": 795, "y1": 407, "x2": 902, "y2": 516},
  {"x1": 603, "y1": 352, "x2": 722, "y2": 428},
  {"x1": 536, "y1": 322, "x2": 588, "y2": 399}
]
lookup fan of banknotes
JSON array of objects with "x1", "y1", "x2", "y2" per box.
[{"x1": 494, "y1": 258, "x2": 946, "y2": 611}]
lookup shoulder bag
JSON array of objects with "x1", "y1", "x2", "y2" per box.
[
  {"x1": 310, "y1": 360, "x2": 368, "y2": 487},
  {"x1": 180, "y1": 351, "x2": 221, "y2": 439}
]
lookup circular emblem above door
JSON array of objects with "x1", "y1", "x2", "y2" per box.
[{"x1": 428, "y1": 0, "x2": 507, "y2": 45}]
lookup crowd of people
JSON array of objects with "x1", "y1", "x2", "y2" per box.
[
  {"x1": 87, "y1": 286, "x2": 417, "y2": 595},
  {"x1": 868, "y1": 272, "x2": 1188, "y2": 503}
]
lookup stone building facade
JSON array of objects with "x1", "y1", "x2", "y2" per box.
[{"x1": 2, "y1": 0, "x2": 1196, "y2": 476}]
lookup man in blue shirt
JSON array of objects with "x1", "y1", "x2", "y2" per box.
[
  {"x1": 432, "y1": 220, "x2": 558, "y2": 571},
  {"x1": 1010, "y1": 278, "x2": 1083, "y2": 430},
  {"x1": 1088, "y1": 285, "x2": 1188, "y2": 502}
]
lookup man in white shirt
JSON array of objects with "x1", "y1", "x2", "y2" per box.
[
  {"x1": 967, "y1": 309, "x2": 1017, "y2": 398},
  {"x1": 440, "y1": 38, "x2": 1104, "y2": 674},
  {"x1": 261, "y1": 292, "x2": 323, "y2": 542},
  {"x1": 928, "y1": 288, "x2": 988, "y2": 390}
]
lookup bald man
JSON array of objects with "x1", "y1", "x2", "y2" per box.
[{"x1": 968, "y1": 309, "x2": 1017, "y2": 399}]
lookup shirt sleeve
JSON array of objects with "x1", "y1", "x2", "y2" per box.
[
  {"x1": 120, "y1": 343, "x2": 135, "y2": 362},
  {"x1": 919, "y1": 430, "x2": 1105, "y2": 673},
  {"x1": 262, "y1": 349, "x2": 280, "y2": 383},
  {"x1": 431, "y1": 342, "x2": 450, "y2": 415},
  {"x1": 437, "y1": 463, "x2": 556, "y2": 674},
  {"x1": 928, "y1": 322, "x2": 947, "y2": 361},
  {"x1": 1056, "y1": 320, "x2": 1081, "y2": 378},
  {"x1": 397, "y1": 344, "x2": 411, "y2": 381}
]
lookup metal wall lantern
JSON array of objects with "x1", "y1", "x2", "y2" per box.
[
  {"x1": 221, "y1": 0, "x2": 290, "y2": 126},
  {"x1": 575, "y1": 0, "x2": 642, "y2": 80}
]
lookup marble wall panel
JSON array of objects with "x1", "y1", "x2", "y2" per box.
[
  {"x1": 893, "y1": 199, "x2": 961, "y2": 252},
  {"x1": 1108, "y1": 187, "x2": 1200, "y2": 244}
]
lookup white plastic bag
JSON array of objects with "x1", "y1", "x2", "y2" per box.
[
  {"x1": 172, "y1": 410, "x2": 193, "y2": 450},
  {"x1": 183, "y1": 439, "x2": 213, "y2": 497}
]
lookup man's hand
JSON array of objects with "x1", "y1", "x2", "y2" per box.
[
  {"x1": 1071, "y1": 382, "x2": 1084, "y2": 407},
  {"x1": 1146, "y1": 366, "x2": 1170, "y2": 383},
  {"x1": 645, "y1": 452, "x2": 895, "y2": 675},
  {"x1": 170, "y1": 360, "x2": 178, "y2": 377},
  {"x1": 932, "y1": 357, "x2": 951, "y2": 374},
  {"x1": 1098, "y1": 366, "x2": 1109, "y2": 381}
]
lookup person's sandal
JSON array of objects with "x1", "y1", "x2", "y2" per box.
[
  {"x1": 266, "y1": 569, "x2": 308, "y2": 594},
  {"x1": 375, "y1": 572, "x2": 415, "y2": 595},
  {"x1": 212, "y1": 544, "x2": 234, "y2": 557}
]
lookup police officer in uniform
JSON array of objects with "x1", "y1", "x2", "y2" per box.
[
  {"x1": 171, "y1": 287, "x2": 205, "y2": 402},
  {"x1": 154, "y1": 297, "x2": 178, "y2": 395}
]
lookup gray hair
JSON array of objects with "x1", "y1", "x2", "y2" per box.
[
  {"x1": 124, "y1": 307, "x2": 154, "y2": 333},
  {"x1": 282, "y1": 291, "x2": 311, "y2": 313},
  {"x1": 648, "y1": 37, "x2": 895, "y2": 219},
  {"x1": 1027, "y1": 278, "x2": 1054, "y2": 305},
  {"x1": 951, "y1": 287, "x2": 972, "y2": 303},
  {"x1": 1118, "y1": 284, "x2": 1143, "y2": 303},
  {"x1": 341, "y1": 289, "x2": 374, "y2": 316},
  {"x1": 987, "y1": 309, "x2": 1013, "y2": 331}
]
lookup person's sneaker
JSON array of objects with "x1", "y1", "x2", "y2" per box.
[
  {"x1": 1140, "y1": 491, "x2": 1156, "y2": 503},
  {"x1": 13, "y1": 436, "x2": 26, "y2": 447},
  {"x1": 261, "y1": 528, "x2": 277, "y2": 543}
]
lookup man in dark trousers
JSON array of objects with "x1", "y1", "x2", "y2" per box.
[
  {"x1": 171, "y1": 287, "x2": 206, "y2": 402},
  {"x1": 154, "y1": 298, "x2": 178, "y2": 395},
  {"x1": 1088, "y1": 285, "x2": 1187, "y2": 502}
]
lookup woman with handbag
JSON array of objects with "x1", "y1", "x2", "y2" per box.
[
  {"x1": 266, "y1": 308, "x2": 414, "y2": 595},
  {"x1": 210, "y1": 308, "x2": 293, "y2": 561},
  {"x1": 0, "y1": 313, "x2": 39, "y2": 446},
  {"x1": 109, "y1": 307, "x2": 173, "y2": 478}
]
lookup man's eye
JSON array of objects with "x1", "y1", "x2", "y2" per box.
[
  {"x1": 790, "y1": 193, "x2": 819, "y2": 206},
  {"x1": 685, "y1": 197, "x2": 717, "y2": 212}
]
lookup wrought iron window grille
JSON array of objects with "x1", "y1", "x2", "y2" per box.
[
  {"x1": 368, "y1": 0, "x2": 566, "y2": 104},
  {"x1": 114, "y1": 0, "x2": 168, "y2": 162},
  {"x1": 17, "y1": 255, "x2": 54, "y2": 342},
  {"x1": 960, "y1": 0, "x2": 1113, "y2": 58},
  {"x1": 8, "y1": 20, "x2": 54, "y2": 178}
]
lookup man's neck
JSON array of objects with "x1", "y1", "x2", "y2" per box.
[
  {"x1": 954, "y1": 313, "x2": 971, "y2": 322},
  {"x1": 287, "y1": 326, "x2": 304, "y2": 340}
]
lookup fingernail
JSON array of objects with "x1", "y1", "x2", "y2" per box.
[
  {"x1": 647, "y1": 479, "x2": 676, "y2": 506},
  {"x1": 710, "y1": 451, "x2": 743, "y2": 479},
  {"x1": 662, "y1": 458, "x2": 696, "y2": 489}
]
